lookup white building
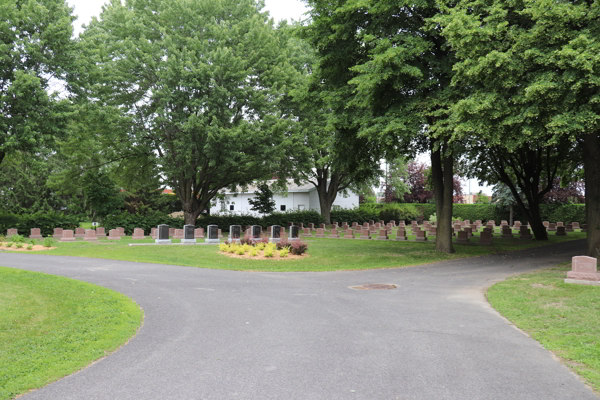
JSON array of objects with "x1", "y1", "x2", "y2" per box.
[{"x1": 210, "y1": 180, "x2": 359, "y2": 216}]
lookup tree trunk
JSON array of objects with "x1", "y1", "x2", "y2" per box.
[
  {"x1": 183, "y1": 199, "x2": 204, "y2": 226},
  {"x1": 317, "y1": 185, "x2": 335, "y2": 224},
  {"x1": 431, "y1": 143, "x2": 455, "y2": 254},
  {"x1": 583, "y1": 132, "x2": 600, "y2": 258}
]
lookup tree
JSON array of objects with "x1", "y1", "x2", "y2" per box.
[
  {"x1": 404, "y1": 162, "x2": 434, "y2": 204},
  {"x1": 436, "y1": 0, "x2": 600, "y2": 253},
  {"x1": 381, "y1": 158, "x2": 410, "y2": 203},
  {"x1": 474, "y1": 191, "x2": 489, "y2": 204},
  {"x1": 286, "y1": 25, "x2": 383, "y2": 223},
  {"x1": 542, "y1": 178, "x2": 585, "y2": 205},
  {"x1": 81, "y1": 169, "x2": 124, "y2": 222},
  {"x1": 74, "y1": 0, "x2": 297, "y2": 225},
  {"x1": 304, "y1": 0, "x2": 460, "y2": 253},
  {"x1": 248, "y1": 182, "x2": 276, "y2": 215},
  {"x1": 1, "y1": 0, "x2": 75, "y2": 165}
]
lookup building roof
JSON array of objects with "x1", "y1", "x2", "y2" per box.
[{"x1": 219, "y1": 179, "x2": 314, "y2": 195}]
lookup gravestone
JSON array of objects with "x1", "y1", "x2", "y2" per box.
[
  {"x1": 415, "y1": 230, "x2": 427, "y2": 242},
  {"x1": 29, "y1": 228, "x2": 43, "y2": 239},
  {"x1": 352, "y1": 222, "x2": 358, "y2": 228},
  {"x1": 463, "y1": 220, "x2": 470, "y2": 226},
  {"x1": 269, "y1": 225, "x2": 282, "y2": 243},
  {"x1": 543, "y1": 221, "x2": 549, "y2": 228},
  {"x1": 369, "y1": 220, "x2": 374, "y2": 225},
  {"x1": 75, "y1": 228, "x2": 85, "y2": 238},
  {"x1": 132, "y1": 228, "x2": 145, "y2": 240},
  {"x1": 377, "y1": 229, "x2": 388, "y2": 241},
  {"x1": 572, "y1": 222, "x2": 580, "y2": 230},
  {"x1": 557, "y1": 221, "x2": 564, "y2": 227},
  {"x1": 299, "y1": 223, "x2": 304, "y2": 229},
  {"x1": 483, "y1": 226, "x2": 493, "y2": 237},
  {"x1": 289, "y1": 225, "x2": 299, "y2": 241},
  {"x1": 53, "y1": 228, "x2": 63, "y2": 239},
  {"x1": 464, "y1": 227, "x2": 473, "y2": 238},
  {"x1": 108, "y1": 229, "x2": 121, "y2": 240},
  {"x1": 375, "y1": 223, "x2": 381, "y2": 229},
  {"x1": 195, "y1": 228, "x2": 204, "y2": 239},
  {"x1": 332, "y1": 223, "x2": 338, "y2": 230},
  {"x1": 308, "y1": 223, "x2": 315, "y2": 230},
  {"x1": 6, "y1": 228, "x2": 18, "y2": 238},
  {"x1": 206, "y1": 225, "x2": 220, "y2": 244},
  {"x1": 228, "y1": 225, "x2": 242, "y2": 244},
  {"x1": 342, "y1": 222, "x2": 349, "y2": 229},
  {"x1": 344, "y1": 229, "x2": 355, "y2": 239},
  {"x1": 479, "y1": 231, "x2": 492, "y2": 245},
  {"x1": 330, "y1": 228, "x2": 339, "y2": 238},
  {"x1": 500, "y1": 220, "x2": 508, "y2": 227},
  {"x1": 453, "y1": 223, "x2": 462, "y2": 234},
  {"x1": 429, "y1": 226, "x2": 437, "y2": 236},
  {"x1": 181, "y1": 225, "x2": 197, "y2": 244},
  {"x1": 502, "y1": 227, "x2": 513, "y2": 238},
  {"x1": 456, "y1": 231, "x2": 469, "y2": 243},
  {"x1": 363, "y1": 222, "x2": 369, "y2": 228},
  {"x1": 302, "y1": 228, "x2": 311, "y2": 237},
  {"x1": 169, "y1": 227, "x2": 175, "y2": 237},
  {"x1": 96, "y1": 227, "x2": 107, "y2": 237},
  {"x1": 360, "y1": 229, "x2": 370, "y2": 240},
  {"x1": 548, "y1": 223, "x2": 557, "y2": 232},
  {"x1": 173, "y1": 229, "x2": 184, "y2": 239},
  {"x1": 565, "y1": 256, "x2": 599, "y2": 285},
  {"x1": 556, "y1": 226, "x2": 567, "y2": 236},
  {"x1": 320, "y1": 223, "x2": 326, "y2": 230},
  {"x1": 315, "y1": 228, "x2": 325, "y2": 238},
  {"x1": 156, "y1": 224, "x2": 172, "y2": 244},
  {"x1": 116, "y1": 227, "x2": 125, "y2": 237},
  {"x1": 565, "y1": 223, "x2": 573, "y2": 232},
  {"x1": 218, "y1": 229, "x2": 224, "y2": 238},
  {"x1": 396, "y1": 228, "x2": 406, "y2": 241},
  {"x1": 399, "y1": 221, "x2": 406, "y2": 228},
  {"x1": 84, "y1": 229, "x2": 98, "y2": 241},
  {"x1": 151, "y1": 227, "x2": 157, "y2": 239},
  {"x1": 60, "y1": 230, "x2": 76, "y2": 242}
]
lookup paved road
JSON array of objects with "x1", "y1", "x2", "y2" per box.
[{"x1": 2, "y1": 240, "x2": 597, "y2": 400}]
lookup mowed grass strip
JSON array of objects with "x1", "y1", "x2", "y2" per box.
[
  {"x1": 18, "y1": 231, "x2": 587, "y2": 272},
  {"x1": 487, "y1": 263, "x2": 600, "y2": 393},
  {"x1": 0, "y1": 267, "x2": 143, "y2": 400}
]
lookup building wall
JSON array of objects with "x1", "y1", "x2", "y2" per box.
[{"x1": 210, "y1": 192, "x2": 313, "y2": 216}]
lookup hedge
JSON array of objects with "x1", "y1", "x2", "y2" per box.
[{"x1": 0, "y1": 211, "x2": 80, "y2": 237}]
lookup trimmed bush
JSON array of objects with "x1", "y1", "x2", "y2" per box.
[{"x1": 0, "y1": 211, "x2": 79, "y2": 237}]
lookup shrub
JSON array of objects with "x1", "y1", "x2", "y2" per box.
[
  {"x1": 289, "y1": 240, "x2": 308, "y2": 255},
  {"x1": 15, "y1": 243, "x2": 23, "y2": 249},
  {"x1": 279, "y1": 248, "x2": 289, "y2": 257},
  {"x1": 264, "y1": 246, "x2": 274, "y2": 257},
  {"x1": 239, "y1": 236, "x2": 254, "y2": 246},
  {"x1": 250, "y1": 248, "x2": 258, "y2": 257},
  {"x1": 11, "y1": 234, "x2": 25, "y2": 244},
  {"x1": 27, "y1": 244, "x2": 33, "y2": 250},
  {"x1": 378, "y1": 204, "x2": 419, "y2": 223},
  {"x1": 219, "y1": 243, "x2": 229, "y2": 252},
  {"x1": 276, "y1": 237, "x2": 289, "y2": 250},
  {"x1": 43, "y1": 236, "x2": 54, "y2": 248},
  {"x1": 236, "y1": 247, "x2": 245, "y2": 255},
  {"x1": 0, "y1": 211, "x2": 80, "y2": 237},
  {"x1": 6, "y1": 242, "x2": 13, "y2": 248},
  {"x1": 0, "y1": 234, "x2": 4, "y2": 242}
]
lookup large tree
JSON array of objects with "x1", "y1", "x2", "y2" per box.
[
  {"x1": 304, "y1": 0, "x2": 460, "y2": 253},
  {"x1": 437, "y1": 0, "x2": 600, "y2": 256},
  {"x1": 74, "y1": 0, "x2": 297, "y2": 225},
  {"x1": 286, "y1": 25, "x2": 383, "y2": 224},
  {"x1": 0, "y1": 0, "x2": 75, "y2": 165}
]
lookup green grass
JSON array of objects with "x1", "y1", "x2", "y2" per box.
[
  {"x1": 8, "y1": 231, "x2": 587, "y2": 272},
  {"x1": 0, "y1": 267, "x2": 143, "y2": 400},
  {"x1": 487, "y1": 263, "x2": 600, "y2": 393},
  {"x1": 79, "y1": 222, "x2": 94, "y2": 229}
]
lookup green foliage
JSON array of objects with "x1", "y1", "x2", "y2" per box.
[
  {"x1": 26, "y1": 244, "x2": 33, "y2": 250},
  {"x1": 378, "y1": 204, "x2": 420, "y2": 224},
  {"x1": 247, "y1": 183, "x2": 276, "y2": 215},
  {"x1": 261, "y1": 211, "x2": 324, "y2": 228},
  {"x1": 10, "y1": 234, "x2": 24, "y2": 244},
  {"x1": 15, "y1": 243, "x2": 23, "y2": 249},
  {"x1": 82, "y1": 170, "x2": 124, "y2": 221},
  {"x1": 102, "y1": 211, "x2": 182, "y2": 236},
  {"x1": 0, "y1": 0, "x2": 75, "y2": 166},
  {"x1": 332, "y1": 207, "x2": 378, "y2": 224},
  {"x1": 76, "y1": 0, "x2": 299, "y2": 223},
  {"x1": 289, "y1": 241, "x2": 308, "y2": 255},
  {"x1": 542, "y1": 205, "x2": 586, "y2": 225},
  {"x1": 279, "y1": 247, "x2": 289, "y2": 257},
  {"x1": 0, "y1": 211, "x2": 79, "y2": 237},
  {"x1": 43, "y1": 236, "x2": 54, "y2": 248}
]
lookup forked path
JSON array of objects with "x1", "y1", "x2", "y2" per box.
[{"x1": 3, "y1": 240, "x2": 597, "y2": 400}]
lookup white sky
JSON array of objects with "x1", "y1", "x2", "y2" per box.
[{"x1": 67, "y1": 0, "x2": 309, "y2": 34}]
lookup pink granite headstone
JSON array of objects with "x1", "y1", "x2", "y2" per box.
[
  {"x1": 174, "y1": 229, "x2": 184, "y2": 239},
  {"x1": 556, "y1": 226, "x2": 567, "y2": 236},
  {"x1": 75, "y1": 228, "x2": 85, "y2": 238},
  {"x1": 108, "y1": 229, "x2": 121, "y2": 240},
  {"x1": 60, "y1": 230, "x2": 76, "y2": 242},
  {"x1": 457, "y1": 231, "x2": 469, "y2": 243},
  {"x1": 344, "y1": 229, "x2": 355, "y2": 239},
  {"x1": 195, "y1": 228, "x2": 204, "y2": 238},
  {"x1": 29, "y1": 228, "x2": 43, "y2": 239},
  {"x1": 53, "y1": 228, "x2": 63, "y2": 239},
  {"x1": 96, "y1": 227, "x2": 107, "y2": 237},
  {"x1": 132, "y1": 228, "x2": 145, "y2": 239},
  {"x1": 315, "y1": 228, "x2": 324, "y2": 238},
  {"x1": 6, "y1": 228, "x2": 18, "y2": 237},
  {"x1": 479, "y1": 231, "x2": 492, "y2": 245},
  {"x1": 566, "y1": 256, "x2": 599, "y2": 284},
  {"x1": 84, "y1": 229, "x2": 97, "y2": 241},
  {"x1": 377, "y1": 229, "x2": 388, "y2": 241},
  {"x1": 360, "y1": 229, "x2": 370, "y2": 240},
  {"x1": 396, "y1": 228, "x2": 406, "y2": 241},
  {"x1": 116, "y1": 227, "x2": 125, "y2": 237},
  {"x1": 331, "y1": 228, "x2": 339, "y2": 238}
]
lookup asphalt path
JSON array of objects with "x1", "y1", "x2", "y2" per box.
[{"x1": 2, "y1": 239, "x2": 597, "y2": 400}]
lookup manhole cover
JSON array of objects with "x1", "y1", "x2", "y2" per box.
[{"x1": 350, "y1": 284, "x2": 397, "y2": 290}]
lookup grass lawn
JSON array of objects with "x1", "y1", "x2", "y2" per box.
[
  {"x1": 487, "y1": 263, "x2": 600, "y2": 394},
  {"x1": 3, "y1": 231, "x2": 587, "y2": 272},
  {"x1": 0, "y1": 267, "x2": 143, "y2": 400}
]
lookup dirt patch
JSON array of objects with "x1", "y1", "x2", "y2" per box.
[
  {"x1": 219, "y1": 251, "x2": 309, "y2": 261},
  {"x1": 531, "y1": 283, "x2": 555, "y2": 290},
  {"x1": 0, "y1": 244, "x2": 57, "y2": 252}
]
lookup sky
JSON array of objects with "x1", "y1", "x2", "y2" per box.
[{"x1": 66, "y1": 0, "x2": 309, "y2": 34}]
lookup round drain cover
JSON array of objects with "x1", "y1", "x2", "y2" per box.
[{"x1": 350, "y1": 284, "x2": 397, "y2": 290}]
